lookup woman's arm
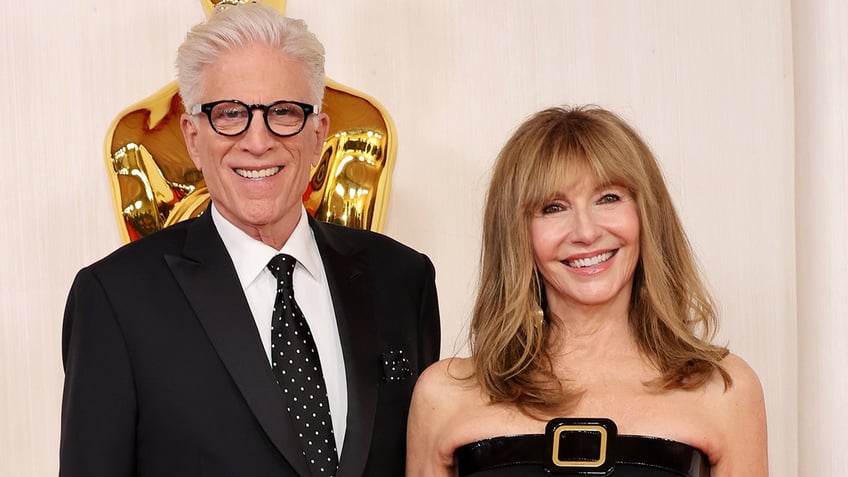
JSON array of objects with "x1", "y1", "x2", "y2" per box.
[
  {"x1": 406, "y1": 360, "x2": 458, "y2": 477},
  {"x1": 711, "y1": 353, "x2": 769, "y2": 476}
]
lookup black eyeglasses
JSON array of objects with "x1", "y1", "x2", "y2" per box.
[{"x1": 189, "y1": 99, "x2": 319, "y2": 137}]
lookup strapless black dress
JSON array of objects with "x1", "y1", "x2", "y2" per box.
[{"x1": 455, "y1": 418, "x2": 710, "y2": 476}]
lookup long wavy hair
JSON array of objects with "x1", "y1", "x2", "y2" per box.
[{"x1": 469, "y1": 105, "x2": 730, "y2": 416}]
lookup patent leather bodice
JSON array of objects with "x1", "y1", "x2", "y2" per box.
[{"x1": 455, "y1": 419, "x2": 710, "y2": 477}]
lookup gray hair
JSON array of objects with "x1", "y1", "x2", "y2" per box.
[{"x1": 176, "y1": 2, "x2": 326, "y2": 109}]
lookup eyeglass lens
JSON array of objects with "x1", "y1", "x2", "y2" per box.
[{"x1": 208, "y1": 101, "x2": 308, "y2": 136}]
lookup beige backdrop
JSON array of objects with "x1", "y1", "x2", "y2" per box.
[{"x1": 4, "y1": 0, "x2": 846, "y2": 475}]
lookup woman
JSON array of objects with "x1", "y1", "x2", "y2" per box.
[{"x1": 407, "y1": 106, "x2": 767, "y2": 476}]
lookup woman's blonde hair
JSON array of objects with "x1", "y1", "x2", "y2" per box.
[{"x1": 470, "y1": 105, "x2": 729, "y2": 415}]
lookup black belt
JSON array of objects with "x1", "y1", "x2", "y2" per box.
[{"x1": 455, "y1": 418, "x2": 710, "y2": 476}]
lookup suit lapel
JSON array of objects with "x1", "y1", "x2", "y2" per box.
[
  {"x1": 165, "y1": 212, "x2": 312, "y2": 477},
  {"x1": 310, "y1": 219, "x2": 379, "y2": 477}
]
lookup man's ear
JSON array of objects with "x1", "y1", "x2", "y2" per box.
[
  {"x1": 180, "y1": 114, "x2": 202, "y2": 169},
  {"x1": 311, "y1": 112, "x2": 330, "y2": 166}
]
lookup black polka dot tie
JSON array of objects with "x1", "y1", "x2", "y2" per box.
[{"x1": 268, "y1": 254, "x2": 338, "y2": 477}]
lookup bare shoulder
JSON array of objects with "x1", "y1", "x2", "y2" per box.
[
  {"x1": 715, "y1": 353, "x2": 765, "y2": 408},
  {"x1": 416, "y1": 358, "x2": 471, "y2": 385},
  {"x1": 418, "y1": 356, "x2": 474, "y2": 384},
  {"x1": 411, "y1": 357, "x2": 475, "y2": 413},
  {"x1": 407, "y1": 357, "x2": 478, "y2": 476},
  {"x1": 709, "y1": 352, "x2": 769, "y2": 476}
]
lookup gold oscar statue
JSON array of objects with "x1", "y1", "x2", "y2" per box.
[{"x1": 105, "y1": 0, "x2": 396, "y2": 242}]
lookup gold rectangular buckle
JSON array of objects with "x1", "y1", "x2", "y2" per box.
[
  {"x1": 551, "y1": 424, "x2": 608, "y2": 467},
  {"x1": 544, "y1": 418, "x2": 617, "y2": 474}
]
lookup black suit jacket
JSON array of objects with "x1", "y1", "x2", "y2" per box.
[{"x1": 60, "y1": 211, "x2": 440, "y2": 476}]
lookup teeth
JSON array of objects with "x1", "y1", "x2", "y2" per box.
[
  {"x1": 566, "y1": 251, "x2": 614, "y2": 268},
  {"x1": 235, "y1": 167, "x2": 281, "y2": 179}
]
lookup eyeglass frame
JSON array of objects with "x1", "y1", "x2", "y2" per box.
[{"x1": 188, "y1": 99, "x2": 321, "y2": 138}]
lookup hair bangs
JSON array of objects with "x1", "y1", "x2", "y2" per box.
[{"x1": 520, "y1": 120, "x2": 642, "y2": 215}]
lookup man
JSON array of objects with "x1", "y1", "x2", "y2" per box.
[{"x1": 59, "y1": 4, "x2": 440, "y2": 476}]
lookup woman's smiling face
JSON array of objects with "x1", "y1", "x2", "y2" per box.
[{"x1": 530, "y1": 174, "x2": 640, "y2": 316}]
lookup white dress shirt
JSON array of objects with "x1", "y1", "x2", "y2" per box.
[{"x1": 211, "y1": 204, "x2": 347, "y2": 453}]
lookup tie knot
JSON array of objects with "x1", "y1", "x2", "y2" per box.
[{"x1": 267, "y1": 253, "x2": 297, "y2": 288}]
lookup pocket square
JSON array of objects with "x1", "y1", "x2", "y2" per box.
[{"x1": 381, "y1": 350, "x2": 413, "y2": 382}]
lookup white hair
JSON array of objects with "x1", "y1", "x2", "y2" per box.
[{"x1": 176, "y1": 2, "x2": 326, "y2": 109}]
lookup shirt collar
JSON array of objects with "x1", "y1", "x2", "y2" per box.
[{"x1": 211, "y1": 204, "x2": 322, "y2": 289}]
